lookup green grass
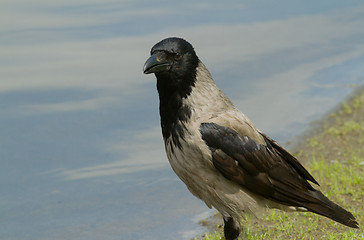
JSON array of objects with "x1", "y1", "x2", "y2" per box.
[{"x1": 198, "y1": 88, "x2": 364, "y2": 239}]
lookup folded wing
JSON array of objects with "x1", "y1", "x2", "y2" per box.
[{"x1": 200, "y1": 122, "x2": 358, "y2": 228}]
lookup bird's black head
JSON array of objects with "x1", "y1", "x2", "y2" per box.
[{"x1": 143, "y1": 37, "x2": 199, "y2": 91}]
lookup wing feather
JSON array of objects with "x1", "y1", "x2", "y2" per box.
[
  {"x1": 200, "y1": 122, "x2": 358, "y2": 228},
  {"x1": 199, "y1": 122, "x2": 317, "y2": 205}
]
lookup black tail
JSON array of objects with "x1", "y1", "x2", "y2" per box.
[{"x1": 301, "y1": 190, "x2": 359, "y2": 228}]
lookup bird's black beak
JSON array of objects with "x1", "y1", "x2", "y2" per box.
[{"x1": 143, "y1": 52, "x2": 171, "y2": 74}]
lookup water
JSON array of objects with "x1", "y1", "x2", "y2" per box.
[{"x1": 1, "y1": 1, "x2": 364, "y2": 239}]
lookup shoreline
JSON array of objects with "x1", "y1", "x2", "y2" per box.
[
  {"x1": 196, "y1": 85, "x2": 364, "y2": 239},
  {"x1": 288, "y1": 84, "x2": 364, "y2": 156}
]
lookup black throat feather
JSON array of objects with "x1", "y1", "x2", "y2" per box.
[{"x1": 156, "y1": 68, "x2": 197, "y2": 150}]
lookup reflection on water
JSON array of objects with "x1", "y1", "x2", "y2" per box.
[{"x1": 1, "y1": 1, "x2": 364, "y2": 239}]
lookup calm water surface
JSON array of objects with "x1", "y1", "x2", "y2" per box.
[{"x1": 1, "y1": 1, "x2": 364, "y2": 239}]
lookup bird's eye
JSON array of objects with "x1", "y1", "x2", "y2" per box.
[{"x1": 174, "y1": 52, "x2": 181, "y2": 60}]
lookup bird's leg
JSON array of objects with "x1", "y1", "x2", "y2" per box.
[{"x1": 223, "y1": 216, "x2": 241, "y2": 240}]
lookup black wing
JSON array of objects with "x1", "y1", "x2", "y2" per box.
[
  {"x1": 200, "y1": 122, "x2": 358, "y2": 228},
  {"x1": 200, "y1": 122, "x2": 316, "y2": 203}
]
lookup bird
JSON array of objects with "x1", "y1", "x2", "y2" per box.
[{"x1": 143, "y1": 37, "x2": 359, "y2": 240}]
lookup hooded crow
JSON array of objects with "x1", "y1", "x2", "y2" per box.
[{"x1": 143, "y1": 37, "x2": 359, "y2": 240}]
